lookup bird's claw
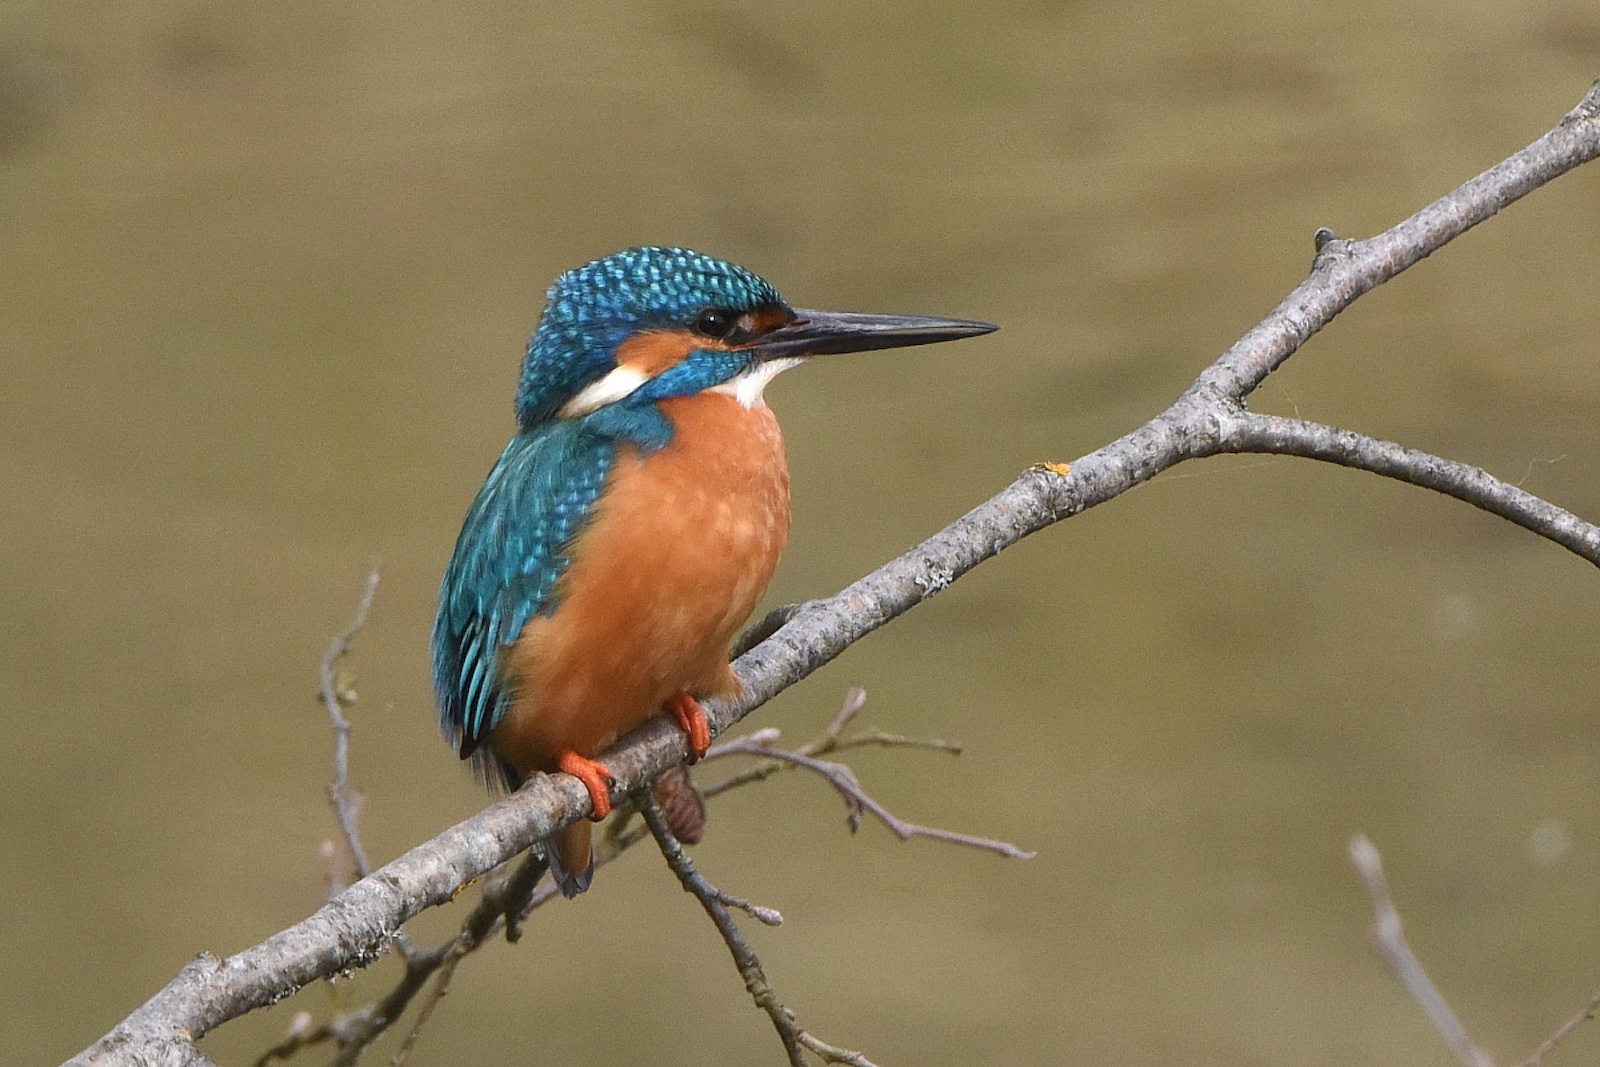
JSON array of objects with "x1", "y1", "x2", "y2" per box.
[
  {"x1": 666, "y1": 692, "x2": 712, "y2": 763},
  {"x1": 556, "y1": 750, "x2": 615, "y2": 820}
]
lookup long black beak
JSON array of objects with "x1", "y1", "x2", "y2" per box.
[{"x1": 748, "y1": 309, "x2": 997, "y2": 361}]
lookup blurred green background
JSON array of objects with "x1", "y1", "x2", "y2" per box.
[{"x1": 5, "y1": 3, "x2": 1600, "y2": 1065}]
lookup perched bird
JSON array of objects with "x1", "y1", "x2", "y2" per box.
[{"x1": 432, "y1": 246, "x2": 995, "y2": 896}]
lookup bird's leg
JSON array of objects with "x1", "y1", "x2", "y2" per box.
[
  {"x1": 556, "y1": 750, "x2": 615, "y2": 820},
  {"x1": 666, "y1": 692, "x2": 712, "y2": 763}
]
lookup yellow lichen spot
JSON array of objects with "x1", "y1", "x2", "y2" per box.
[
  {"x1": 449, "y1": 876, "x2": 480, "y2": 902},
  {"x1": 1030, "y1": 461, "x2": 1072, "y2": 477}
]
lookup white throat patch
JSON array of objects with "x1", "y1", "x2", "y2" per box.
[{"x1": 710, "y1": 357, "x2": 803, "y2": 409}]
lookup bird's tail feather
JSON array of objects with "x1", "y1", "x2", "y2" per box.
[{"x1": 546, "y1": 823, "x2": 594, "y2": 898}]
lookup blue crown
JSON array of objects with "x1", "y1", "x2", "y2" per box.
[{"x1": 516, "y1": 247, "x2": 784, "y2": 427}]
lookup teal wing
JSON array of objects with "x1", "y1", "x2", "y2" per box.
[{"x1": 431, "y1": 422, "x2": 614, "y2": 781}]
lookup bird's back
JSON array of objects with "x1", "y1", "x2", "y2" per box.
[{"x1": 431, "y1": 419, "x2": 613, "y2": 787}]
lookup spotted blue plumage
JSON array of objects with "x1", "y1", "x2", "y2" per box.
[
  {"x1": 432, "y1": 247, "x2": 788, "y2": 787},
  {"x1": 516, "y1": 246, "x2": 783, "y2": 429}
]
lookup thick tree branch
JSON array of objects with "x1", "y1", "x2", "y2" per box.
[
  {"x1": 255, "y1": 687, "x2": 972, "y2": 1062},
  {"x1": 69, "y1": 77, "x2": 1600, "y2": 1066}
]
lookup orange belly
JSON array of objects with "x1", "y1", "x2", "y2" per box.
[{"x1": 492, "y1": 391, "x2": 790, "y2": 776}]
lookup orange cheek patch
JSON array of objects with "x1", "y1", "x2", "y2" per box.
[
  {"x1": 614, "y1": 329, "x2": 711, "y2": 378},
  {"x1": 746, "y1": 306, "x2": 794, "y2": 335}
]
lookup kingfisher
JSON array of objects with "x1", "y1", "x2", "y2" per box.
[{"x1": 432, "y1": 246, "x2": 995, "y2": 897}]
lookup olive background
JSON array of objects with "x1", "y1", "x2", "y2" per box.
[{"x1": 4, "y1": 4, "x2": 1600, "y2": 1064}]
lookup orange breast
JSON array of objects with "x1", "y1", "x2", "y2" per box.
[{"x1": 492, "y1": 392, "x2": 791, "y2": 776}]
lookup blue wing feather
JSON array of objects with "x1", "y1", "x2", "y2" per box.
[{"x1": 431, "y1": 421, "x2": 615, "y2": 775}]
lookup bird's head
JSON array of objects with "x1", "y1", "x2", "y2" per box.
[{"x1": 514, "y1": 246, "x2": 995, "y2": 431}]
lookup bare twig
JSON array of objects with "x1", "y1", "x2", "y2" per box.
[
  {"x1": 1348, "y1": 835, "x2": 1494, "y2": 1067},
  {"x1": 641, "y1": 797, "x2": 872, "y2": 1067},
  {"x1": 1224, "y1": 415, "x2": 1600, "y2": 563},
  {"x1": 717, "y1": 888, "x2": 785, "y2": 928},
  {"x1": 258, "y1": 693, "x2": 972, "y2": 1063},
  {"x1": 709, "y1": 731, "x2": 1033, "y2": 859},
  {"x1": 316, "y1": 570, "x2": 423, "y2": 986},
  {"x1": 318, "y1": 567, "x2": 381, "y2": 882},
  {"x1": 795, "y1": 1031, "x2": 880, "y2": 1067},
  {"x1": 386, "y1": 944, "x2": 463, "y2": 1067},
  {"x1": 1351, "y1": 833, "x2": 1600, "y2": 1067},
  {"x1": 825, "y1": 686, "x2": 869, "y2": 737},
  {"x1": 641, "y1": 796, "x2": 803, "y2": 1065},
  {"x1": 732, "y1": 738, "x2": 1026, "y2": 857},
  {"x1": 701, "y1": 688, "x2": 959, "y2": 796},
  {"x1": 1516, "y1": 988, "x2": 1600, "y2": 1067},
  {"x1": 253, "y1": 1013, "x2": 329, "y2": 1067}
]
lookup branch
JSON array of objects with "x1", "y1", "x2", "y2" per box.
[
  {"x1": 317, "y1": 567, "x2": 381, "y2": 883},
  {"x1": 709, "y1": 732, "x2": 1032, "y2": 859},
  {"x1": 1224, "y1": 415, "x2": 1600, "y2": 563},
  {"x1": 1348, "y1": 835, "x2": 1494, "y2": 1067},
  {"x1": 641, "y1": 797, "x2": 876, "y2": 1067},
  {"x1": 1517, "y1": 989, "x2": 1600, "y2": 1067},
  {"x1": 69, "y1": 78, "x2": 1600, "y2": 1066},
  {"x1": 1352, "y1": 834, "x2": 1600, "y2": 1067},
  {"x1": 258, "y1": 686, "x2": 981, "y2": 1060}
]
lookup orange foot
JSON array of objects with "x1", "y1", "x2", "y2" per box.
[
  {"x1": 556, "y1": 750, "x2": 614, "y2": 821},
  {"x1": 666, "y1": 692, "x2": 712, "y2": 763}
]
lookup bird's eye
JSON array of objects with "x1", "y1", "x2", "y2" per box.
[{"x1": 693, "y1": 308, "x2": 736, "y2": 339}]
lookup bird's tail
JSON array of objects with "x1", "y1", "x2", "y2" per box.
[{"x1": 546, "y1": 822, "x2": 594, "y2": 898}]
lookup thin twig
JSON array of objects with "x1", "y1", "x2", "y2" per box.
[
  {"x1": 796, "y1": 1031, "x2": 880, "y2": 1067},
  {"x1": 841, "y1": 728, "x2": 963, "y2": 755},
  {"x1": 387, "y1": 945, "x2": 465, "y2": 1067},
  {"x1": 1348, "y1": 835, "x2": 1494, "y2": 1067},
  {"x1": 702, "y1": 688, "x2": 960, "y2": 796},
  {"x1": 315, "y1": 570, "x2": 422, "y2": 983},
  {"x1": 360, "y1": 694, "x2": 971, "y2": 1055},
  {"x1": 718, "y1": 889, "x2": 785, "y2": 927},
  {"x1": 707, "y1": 713, "x2": 1030, "y2": 863},
  {"x1": 303, "y1": 852, "x2": 547, "y2": 1065},
  {"x1": 1225, "y1": 414, "x2": 1600, "y2": 564},
  {"x1": 780, "y1": 747, "x2": 1032, "y2": 857},
  {"x1": 642, "y1": 797, "x2": 872, "y2": 1066},
  {"x1": 265, "y1": 693, "x2": 978, "y2": 1063},
  {"x1": 253, "y1": 1013, "x2": 330, "y2": 1067},
  {"x1": 318, "y1": 567, "x2": 381, "y2": 881},
  {"x1": 641, "y1": 796, "x2": 803, "y2": 1065},
  {"x1": 1515, "y1": 989, "x2": 1600, "y2": 1067},
  {"x1": 825, "y1": 686, "x2": 869, "y2": 738}
]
